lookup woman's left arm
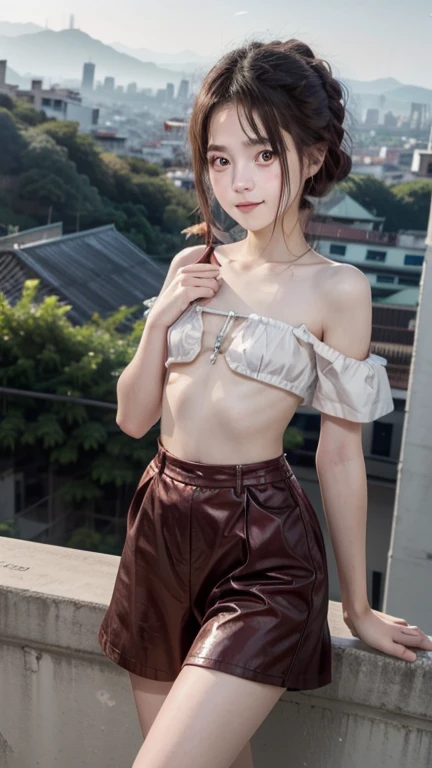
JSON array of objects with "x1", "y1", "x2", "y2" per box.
[{"x1": 315, "y1": 265, "x2": 432, "y2": 662}]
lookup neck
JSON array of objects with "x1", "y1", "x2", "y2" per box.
[{"x1": 239, "y1": 207, "x2": 311, "y2": 264}]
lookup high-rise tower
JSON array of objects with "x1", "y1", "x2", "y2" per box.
[{"x1": 81, "y1": 62, "x2": 95, "y2": 92}]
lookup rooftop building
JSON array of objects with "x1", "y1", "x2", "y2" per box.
[
  {"x1": 81, "y1": 61, "x2": 95, "y2": 93},
  {"x1": 0, "y1": 59, "x2": 98, "y2": 133},
  {"x1": 0, "y1": 224, "x2": 164, "y2": 324}
]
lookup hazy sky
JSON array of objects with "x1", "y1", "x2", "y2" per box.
[{"x1": 3, "y1": 1, "x2": 431, "y2": 88}]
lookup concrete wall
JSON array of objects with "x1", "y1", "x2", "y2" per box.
[
  {"x1": 383, "y1": 197, "x2": 432, "y2": 634},
  {"x1": 0, "y1": 223, "x2": 63, "y2": 250},
  {"x1": 0, "y1": 538, "x2": 431, "y2": 768}
]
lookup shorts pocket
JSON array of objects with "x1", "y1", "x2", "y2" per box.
[
  {"x1": 126, "y1": 461, "x2": 159, "y2": 536},
  {"x1": 287, "y1": 475, "x2": 328, "y2": 568},
  {"x1": 245, "y1": 478, "x2": 298, "y2": 516}
]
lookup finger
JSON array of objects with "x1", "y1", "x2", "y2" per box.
[
  {"x1": 194, "y1": 278, "x2": 221, "y2": 291},
  {"x1": 182, "y1": 276, "x2": 220, "y2": 290},
  {"x1": 395, "y1": 625, "x2": 429, "y2": 645},
  {"x1": 182, "y1": 264, "x2": 221, "y2": 273},
  {"x1": 399, "y1": 630, "x2": 432, "y2": 651},
  {"x1": 399, "y1": 627, "x2": 422, "y2": 637},
  {"x1": 388, "y1": 642, "x2": 417, "y2": 662},
  {"x1": 183, "y1": 274, "x2": 219, "y2": 282}
]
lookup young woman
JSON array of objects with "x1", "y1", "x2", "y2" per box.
[{"x1": 98, "y1": 39, "x2": 432, "y2": 768}]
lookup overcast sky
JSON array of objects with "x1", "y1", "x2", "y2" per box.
[{"x1": 3, "y1": 0, "x2": 431, "y2": 88}]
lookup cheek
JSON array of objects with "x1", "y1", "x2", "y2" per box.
[
  {"x1": 265, "y1": 165, "x2": 282, "y2": 192},
  {"x1": 208, "y1": 169, "x2": 231, "y2": 200}
]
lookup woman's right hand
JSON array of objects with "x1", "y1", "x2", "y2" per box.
[{"x1": 147, "y1": 262, "x2": 222, "y2": 328}]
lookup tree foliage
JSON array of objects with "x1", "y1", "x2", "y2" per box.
[
  {"x1": 0, "y1": 107, "x2": 25, "y2": 174},
  {"x1": 0, "y1": 280, "x2": 157, "y2": 514},
  {"x1": 0, "y1": 100, "x2": 197, "y2": 257},
  {"x1": 339, "y1": 175, "x2": 431, "y2": 232},
  {"x1": 19, "y1": 131, "x2": 101, "y2": 214},
  {"x1": 1, "y1": 96, "x2": 429, "y2": 251},
  {"x1": 391, "y1": 180, "x2": 432, "y2": 231}
]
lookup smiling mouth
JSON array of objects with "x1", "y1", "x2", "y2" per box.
[{"x1": 235, "y1": 202, "x2": 263, "y2": 209}]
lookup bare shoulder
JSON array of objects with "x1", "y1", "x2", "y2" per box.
[
  {"x1": 318, "y1": 262, "x2": 372, "y2": 359},
  {"x1": 319, "y1": 261, "x2": 371, "y2": 309},
  {"x1": 170, "y1": 243, "x2": 208, "y2": 269}
]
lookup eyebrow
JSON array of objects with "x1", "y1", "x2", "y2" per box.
[{"x1": 207, "y1": 137, "x2": 271, "y2": 153}]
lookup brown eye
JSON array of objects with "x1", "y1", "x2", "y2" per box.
[
  {"x1": 260, "y1": 150, "x2": 275, "y2": 162},
  {"x1": 208, "y1": 156, "x2": 229, "y2": 167}
]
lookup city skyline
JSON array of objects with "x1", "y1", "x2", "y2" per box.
[{"x1": 1, "y1": 0, "x2": 431, "y2": 89}]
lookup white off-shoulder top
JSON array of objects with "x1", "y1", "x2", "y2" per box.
[{"x1": 144, "y1": 245, "x2": 394, "y2": 423}]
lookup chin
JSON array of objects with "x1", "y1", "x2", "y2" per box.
[{"x1": 229, "y1": 211, "x2": 275, "y2": 232}]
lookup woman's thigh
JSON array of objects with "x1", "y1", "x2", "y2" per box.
[
  {"x1": 129, "y1": 671, "x2": 256, "y2": 768},
  {"x1": 129, "y1": 672, "x2": 174, "y2": 738},
  {"x1": 130, "y1": 664, "x2": 285, "y2": 768}
]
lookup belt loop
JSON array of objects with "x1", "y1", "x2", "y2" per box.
[
  {"x1": 281, "y1": 453, "x2": 294, "y2": 480},
  {"x1": 236, "y1": 465, "x2": 242, "y2": 496}
]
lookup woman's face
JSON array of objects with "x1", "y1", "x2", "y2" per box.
[{"x1": 206, "y1": 103, "x2": 305, "y2": 232}]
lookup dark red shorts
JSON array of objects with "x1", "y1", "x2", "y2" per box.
[{"x1": 98, "y1": 439, "x2": 332, "y2": 691}]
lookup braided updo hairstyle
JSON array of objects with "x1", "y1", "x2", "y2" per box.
[{"x1": 188, "y1": 38, "x2": 352, "y2": 244}]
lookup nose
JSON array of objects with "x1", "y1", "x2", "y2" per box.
[{"x1": 232, "y1": 168, "x2": 255, "y2": 193}]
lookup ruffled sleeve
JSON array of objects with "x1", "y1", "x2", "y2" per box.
[
  {"x1": 293, "y1": 326, "x2": 394, "y2": 423},
  {"x1": 142, "y1": 295, "x2": 159, "y2": 319}
]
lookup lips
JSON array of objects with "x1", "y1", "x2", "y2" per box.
[{"x1": 235, "y1": 202, "x2": 263, "y2": 210}]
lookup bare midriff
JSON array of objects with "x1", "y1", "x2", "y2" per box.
[{"x1": 159, "y1": 252, "x2": 332, "y2": 465}]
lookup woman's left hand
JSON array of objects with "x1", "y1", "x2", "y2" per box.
[{"x1": 343, "y1": 606, "x2": 432, "y2": 662}]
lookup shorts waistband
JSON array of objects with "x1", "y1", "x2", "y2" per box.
[{"x1": 153, "y1": 438, "x2": 295, "y2": 493}]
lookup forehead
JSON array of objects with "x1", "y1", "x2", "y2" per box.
[
  {"x1": 208, "y1": 103, "x2": 263, "y2": 138},
  {"x1": 207, "y1": 102, "x2": 291, "y2": 150}
]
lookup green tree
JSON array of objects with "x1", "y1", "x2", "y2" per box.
[
  {"x1": 18, "y1": 131, "x2": 102, "y2": 222},
  {"x1": 163, "y1": 203, "x2": 191, "y2": 234},
  {"x1": 0, "y1": 280, "x2": 157, "y2": 539},
  {"x1": 127, "y1": 156, "x2": 163, "y2": 177},
  {"x1": 13, "y1": 100, "x2": 47, "y2": 127},
  {"x1": 39, "y1": 120, "x2": 116, "y2": 198},
  {"x1": 0, "y1": 107, "x2": 26, "y2": 174},
  {"x1": 18, "y1": 169, "x2": 68, "y2": 207},
  {"x1": 0, "y1": 100, "x2": 196, "y2": 255},
  {"x1": 0, "y1": 93, "x2": 14, "y2": 111},
  {"x1": 392, "y1": 180, "x2": 432, "y2": 231},
  {"x1": 65, "y1": 526, "x2": 124, "y2": 554},
  {"x1": 339, "y1": 175, "x2": 409, "y2": 232}
]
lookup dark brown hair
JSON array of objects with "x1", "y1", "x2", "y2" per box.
[{"x1": 188, "y1": 38, "x2": 352, "y2": 245}]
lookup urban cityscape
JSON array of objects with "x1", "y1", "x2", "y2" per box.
[{"x1": 0, "y1": 7, "x2": 431, "y2": 767}]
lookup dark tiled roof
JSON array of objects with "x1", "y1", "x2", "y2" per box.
[{"x1": 0, "y1": 224, "x2": 167, "y2": 324}]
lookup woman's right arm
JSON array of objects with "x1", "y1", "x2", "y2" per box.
[{"x1": 116, "y1": 244, "x2": 221, "y2": 438}]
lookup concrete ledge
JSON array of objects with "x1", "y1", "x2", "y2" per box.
[
  {"x1": 1, "y1": 537, "x2": 432, "y2": 768},
  {"x1": 1, "y1": 537, "x2": 431, "y2": 716}
]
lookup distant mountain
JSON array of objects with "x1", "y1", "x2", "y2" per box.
[
  {"x1": 342, "y1": 77, "x2": 432, "y2": 106},
  {"x1": 5, "y1": 65, "x2": 28, "y2": 88},
  {"x1": 0, "y1": 28, "x2": 190, "y2": 88},
  {"x1": 110, "y1": 42, "x2": 209, "y2": 65},
  {"x1": 0, "y1": 21, "x2": 45, "y2": 36},
  {"x1": 110, "y1": 43, "x2": 212, "y2": 74},
  {"x1": 383, "y1": 84, "x2": 432, "y2": 104},
  {"x1": 2, "y1": 27, "x2": 429, "y2": 106},
  {"x1": 342, "y1": 77, "x2": 403, "y2": 96}
]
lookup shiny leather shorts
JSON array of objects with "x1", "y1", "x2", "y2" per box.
[{"x1": 98, "y1": 439, "x2": 332, "y2": 691}]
